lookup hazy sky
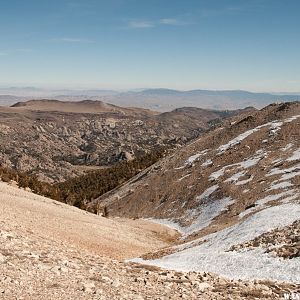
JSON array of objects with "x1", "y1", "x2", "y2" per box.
[{"x1": 1, "y1": 0, "x2": 299, "y2": 91}]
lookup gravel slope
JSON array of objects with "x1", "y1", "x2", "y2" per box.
[
  {"x1": 0, "y1": 182, "x2": 177, "y2": 260},
  {"x1": 1, "y1": 181, "x2": 299, "y2": 299}
]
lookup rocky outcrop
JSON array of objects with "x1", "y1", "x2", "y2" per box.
[
  {"x1": 0, "y1": 100, "x2": 249, "y2": 182},
  {"x1": 229, "y1": 220, "x2": 300, "y2": 259}
]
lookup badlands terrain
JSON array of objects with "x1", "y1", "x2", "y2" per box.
[
  {"x1": 0, "y1": 100, "x2": 300, "y2": 299},
  {"x1": 0, "y1": 99, "x2": 249, "y2": 182}
]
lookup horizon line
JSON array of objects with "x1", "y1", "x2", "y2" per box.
[{"x1": 0, "y1": 86, "x2": 300, "y2": 95}]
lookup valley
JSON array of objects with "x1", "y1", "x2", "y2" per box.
[
  {"x1": 0, "y1": 99, "x2": 299, "y2": 299},
  {"x1": 0, "y1": 99, "x2": 249, "y2": 182},
  {"x1": 2, "y1": 1, "x2": 300, "y2": 299}
]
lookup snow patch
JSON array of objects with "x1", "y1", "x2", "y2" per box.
[
  {"x1": 217, "y1": 116, "x2": 300, "y2": 154},
  {"x1": 268, "y1": 121, "x2": 283, "y2": 136},
  {"x1": 239, "y1": 190, "x2": 298, "y2": 219},
  {"x1": 266, "y1": 161, "x2": 300, "y2": 183},
  {"x1": 284, "y1": 114, "x2": 300, "y2": 123},
  {"x1": 210, "y1": 150, "x2": 265, "y2": 182},
  {"x1": 145, "y1": 218, "x2": 184, "y2": 234},
  {"x1": 268, "y1": 181, "x2": 293, "y2": 191},
  {"x1": 201, "y1": 159, "x2": 213, "y2": 167},
  {"x1": 175, "y1": 150, "x2": 208, "y2": 169},
  {"x1": 178, "y1": 174, "x2": 191, "y2": 182},
  {"x1": 148, "y1": 197, "x2": 234, "y2": 237},
  {"x1": 256, "y1": 190, "x2": 296, "y2": 206},
  {"x1": 224, "y1": 171, "x2": 246, "y2": 183},
  {"x1": 217, "y1": 128, "x2": 260, "y2": 154},
  {"x1": 235, "y1": 176, "x2": 253, "y2": 186},
  {"x1": 136, "y1": 204, "x2": 300, "y2": 283},
  {"x1": 281, "y1": 143, "x2": 294, "y2": 152},
  {"x1": 287, "y1": 148, "x2": 300, "y2": 162},
  {"x1": 196, "y1": 185, "x2": 219, "y2": 200}
]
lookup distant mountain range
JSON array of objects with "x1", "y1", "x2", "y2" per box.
[{"x1": 0, "y1": 87, "x2": 299, "y2": 111}]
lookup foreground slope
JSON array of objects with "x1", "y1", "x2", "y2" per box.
[
  {"x1": 0, "y1": 182, "x2": 298, "y2": 299},
  {"x1": 0, "y1": 182, "x2": 177, "y2": 260},
  {"x1": 95, "y1": 102, "x2": 300, "y2": 283}
]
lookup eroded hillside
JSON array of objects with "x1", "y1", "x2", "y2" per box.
[{"x1": 0, "y1": 99, "x2": 251, "y2": 182}]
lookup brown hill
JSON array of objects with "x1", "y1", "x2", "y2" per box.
[
  {"x1": 95, "y1": 102, "x2": 299, "y2": 226},
  {"x1": 0, "y1": 99, "x2": 252, "y2": 182},
  {"x1": 11, "y1": 99, "x2": 156, "y2": 116}
]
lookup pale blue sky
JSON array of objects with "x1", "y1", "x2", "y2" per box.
[{"x1": 0, "y1": 0, "x2": 299, "y2": 91}]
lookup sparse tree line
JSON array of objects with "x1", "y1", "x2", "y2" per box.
[{"x1": 0, "y1": 147, "x2": 167, "y2": 212}]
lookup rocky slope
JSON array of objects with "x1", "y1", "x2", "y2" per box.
[
  {"x1": 93, "y1": 101, "x2": 300, "y2": 284},
  {"x1": 0, "y1": 181, "x2": 298, "y2": 299},
  {"x1": 0, "y1": 99, "x2": 251, "y2": 182}
]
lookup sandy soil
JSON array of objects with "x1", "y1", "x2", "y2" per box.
[{"x1": 0, "y1": 182, "x2": 178, "y2": 260}]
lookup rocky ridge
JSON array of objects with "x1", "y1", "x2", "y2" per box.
[{"x1": 94, "y1": 102, "x2": 300, "y2": 223}]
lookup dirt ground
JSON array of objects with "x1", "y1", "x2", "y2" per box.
[{"x1": 0, "y1": 182, "x2": 178, "y2": 260}]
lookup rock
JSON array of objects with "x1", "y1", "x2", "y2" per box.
[
  {"x1": 197, "y1": 282, "x2": 212, "y2": 291},
  {"x1": 59, "y1": 266, "x2": 68, "y2": 273},
  {"x1": 50, "y1": 266, "x2": 61, "y2": 275},
  {"x1": 131, "y1": 295, "x2": 144, "y2": 300},
  {"x1": 112, "y1": 278, "x2": 121, "y2": 288},
  {"x1": 81, "y1": 282, "x2": 95, "y2": 293},
  {"x1": 95, "y1": 289, "x2": 104, "y2": 295},
  {"x1": 101, "y1": 276, "x2": 113, "y2": 283},
  {"x1": 0, "y1": 253, "x2": 6, "y2": 263}
]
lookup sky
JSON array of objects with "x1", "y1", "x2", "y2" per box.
[{"x1": 0, "y1": 0, "x2": 300, "y2": 92}]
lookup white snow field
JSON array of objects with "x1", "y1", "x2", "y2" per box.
[
  {"x1": 138, "y1": 203, "x2": 300, "y2": 283},
  {"x1": 147, "y1": 195, "x2": 234, "y2": 238}
]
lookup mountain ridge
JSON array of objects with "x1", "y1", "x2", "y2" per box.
[{"x1": 1, "y1": 88, "x2": 300, "y2": 111}]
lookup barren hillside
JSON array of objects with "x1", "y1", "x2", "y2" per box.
[
  {"x1": 0, "y1": 181, "x2": 298, "y2": 299},
  {"x1": 93, "y1": 102, "x2": 300, "y2": 284}
]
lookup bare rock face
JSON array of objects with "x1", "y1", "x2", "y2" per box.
[
  {"x1": 118, "y1": 151, "x2": 135, "y2": 161},
  {"x1": 0, "y1": 99, "x2": 249, "y2": 182}
]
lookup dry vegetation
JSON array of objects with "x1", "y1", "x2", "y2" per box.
[{"x1": 0, "y1": 148, "x2": 167, "y2": 212}]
